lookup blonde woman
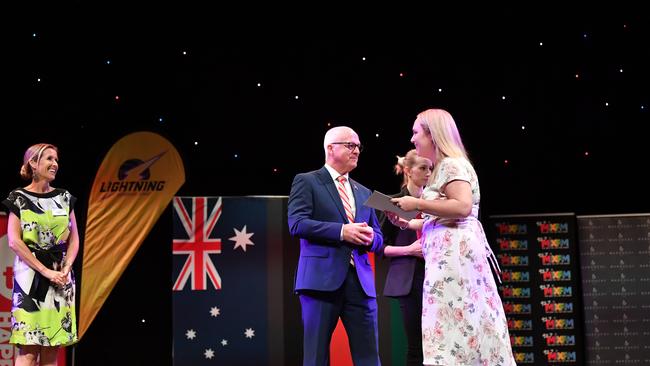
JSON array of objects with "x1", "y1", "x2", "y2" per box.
[
  {"x1": 389, "y1": 109, "x2": 515, "y2": 365},
  {"x1": 3, "y1": 143, "x2": 79, "y2": 366},
  {"x1": 378, "y1": 149, "x2": 432, "y2": 366}
]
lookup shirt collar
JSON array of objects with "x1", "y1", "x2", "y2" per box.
[{"x1": 324, "y1": 164, "x2": 348, "y2": 182}]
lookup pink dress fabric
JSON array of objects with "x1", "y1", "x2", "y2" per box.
[{"x1": 420, "y1": 157, "x2": 516, "y2": 365}]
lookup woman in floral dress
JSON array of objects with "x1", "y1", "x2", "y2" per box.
[
  {"x1": 3, "y1": 143, "x2": 79, "y2": 366},
  {"x1": 388, "y1": 109, "x2": 515, "y2": 365}
]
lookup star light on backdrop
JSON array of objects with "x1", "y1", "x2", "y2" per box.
[
  {"x1": 9, "y1": 10, "x2": 649, "y2": 366},
  {"x1": 12, "y1": 19, "x2": 648, "y2": 218}
]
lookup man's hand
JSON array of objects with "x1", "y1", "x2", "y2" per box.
[{"x1": 342, "y1": 222, "x2": 374, "y2": 246}]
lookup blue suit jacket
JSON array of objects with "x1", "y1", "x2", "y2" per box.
[{"x1": 288, "y1": 166, "x2": 383, "y2": 297}]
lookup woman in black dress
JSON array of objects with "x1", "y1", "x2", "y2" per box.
[{"x1": 378, "y1": 149, "x2": 432, "y2": 366}]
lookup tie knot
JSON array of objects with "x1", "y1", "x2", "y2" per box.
[{"x1": 337, "y1": 176, "x2": 347, "y2": 184}]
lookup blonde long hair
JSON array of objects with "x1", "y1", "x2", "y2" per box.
[{"x1": 416, "y1": 108, "x2": 469, "y2": 177}]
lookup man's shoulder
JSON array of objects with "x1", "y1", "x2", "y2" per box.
[
  {"x1": 294, "y1": 167, "x2": 326, "y2": 178},
  {"x1": 292, "y1": 168, "x2": 327, "y2": 184}
]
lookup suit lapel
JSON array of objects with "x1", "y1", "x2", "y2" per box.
[
  {"x1": 350, "y1": 178, "x2": 362, "y2": 223},
  {"x1": 316, "y1": 167, "x2": 348, "y2": 222}
]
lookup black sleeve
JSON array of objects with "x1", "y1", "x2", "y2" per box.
[
  {"x1": 2, "y1": 191, "x2": 21, "y2": 216},
  {"x1": 69, "y1": 192, "x2": 77, "y2": 212},
  {"x1": 376, "y1": 207, "x2": 399, "y2": 258},
  {"x1": 375, "y1": 208, "x2": 387, "y2": 227}
]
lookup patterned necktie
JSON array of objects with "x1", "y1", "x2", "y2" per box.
[
  {"x1": 336, "y1": 176, "x2": 355, "y2": 224},
  {"x1": 336, "y1": 176, "x2": 356, "y2": 265}
]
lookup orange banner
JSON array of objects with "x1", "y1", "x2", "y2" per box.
[{"x1": 79, "y1": 132, "x2": 185, "y2": 338}]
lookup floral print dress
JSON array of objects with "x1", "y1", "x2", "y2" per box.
[{"x1": 420, "y1": 158, "x2": 515, "y2": 365}]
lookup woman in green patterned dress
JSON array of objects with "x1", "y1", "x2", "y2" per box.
[{"x1": 2, "y1": 143, "x2": 79, "y2": 366}]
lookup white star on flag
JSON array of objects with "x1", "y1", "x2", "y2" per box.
[
  {"x1": 221, "y1": 339, "x2": 228, "y2": 346},
  {"x1": 244, "y1": 328, "x2": 255, "y2": 339},
  {"x1": 186, "y1": 329, "x2": 196, "y2": 340},
  {"x1": 210, "y1": 306, "x2": 221, "y2": 317},
  {"x1": 204, "y1": 349, "x2": 214, "y2": 359},
  {"x1": 229, "y1": 225, "x2": 255, "y2": 252}
]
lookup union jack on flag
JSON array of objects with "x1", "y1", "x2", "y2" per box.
[{"x1": 172, "y1": 196, "x2": 222, "y2": 291}]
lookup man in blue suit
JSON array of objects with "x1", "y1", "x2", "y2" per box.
[{"x1": 288, "y1": 126, "x2": 384, "y2": 366}]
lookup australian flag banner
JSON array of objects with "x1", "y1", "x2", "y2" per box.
[{"x1": 172, "y1": 196, "x2": 298, "y2": 365}]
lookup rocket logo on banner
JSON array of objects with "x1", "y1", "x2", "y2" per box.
[{"x1": 79, "y1": 131, "x2": 185, "y2": 339}]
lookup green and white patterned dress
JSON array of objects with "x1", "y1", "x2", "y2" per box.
[{"x1": 2, "y1": 188, "x2": 78, "y2": 346}]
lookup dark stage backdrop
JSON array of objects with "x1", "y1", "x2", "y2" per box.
[
  {"x1": 71, "y1": 207, "x2": 173, "y2": 365},
  {"x1": 488, "y1": 213, "x2": 585, "y2": 365},
  {"x1": 577, "y1": 214, "x2": 650, "y2": 365}
]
